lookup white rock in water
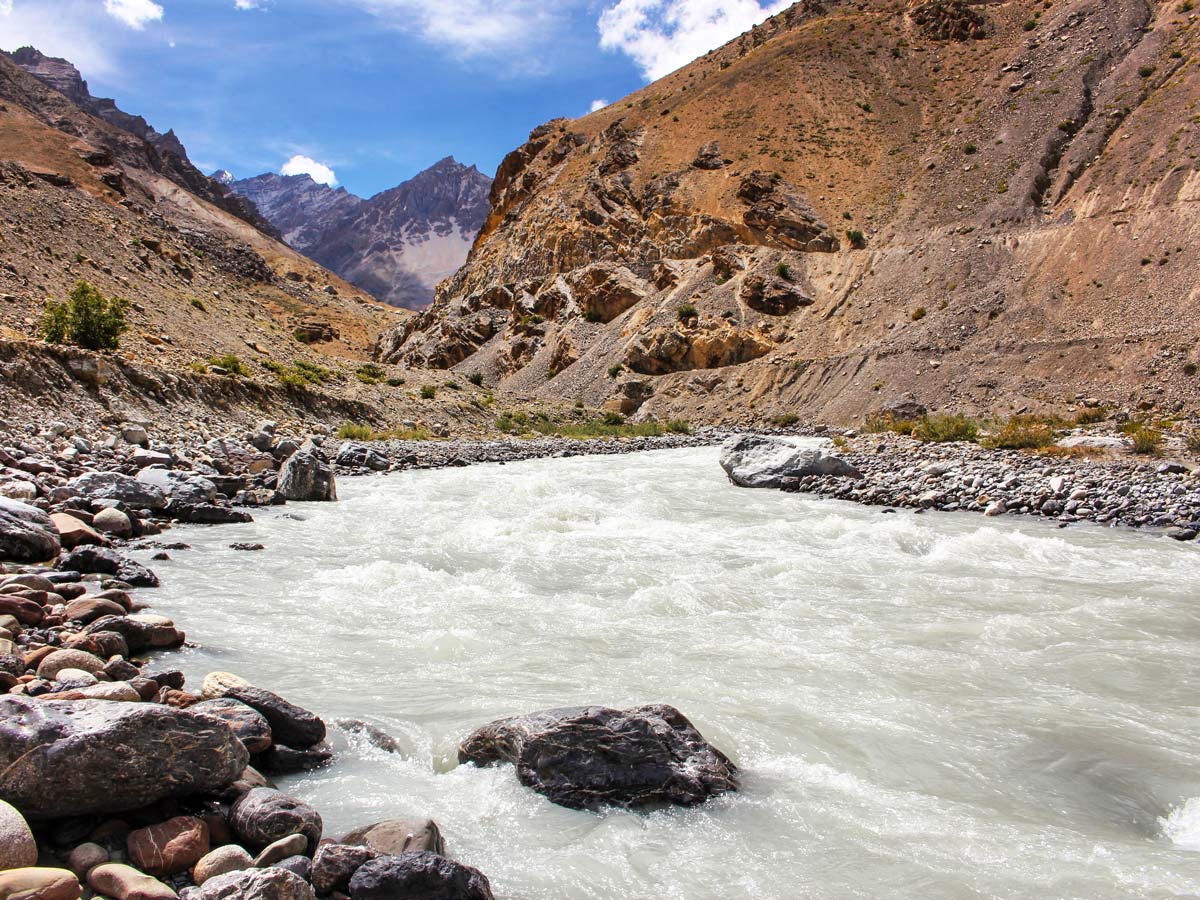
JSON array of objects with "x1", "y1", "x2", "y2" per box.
[{"x1": 719, "y1": 434, "x2": 862, "y2": 489}]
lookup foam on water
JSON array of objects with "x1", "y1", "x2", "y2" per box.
[{"x1": 138, "y1": 447, "x2": 1200, "y2": 899}]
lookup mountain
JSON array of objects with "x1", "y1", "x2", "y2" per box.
[
  {"x1": 0, "y1": 48, "x2": 407, "y2": 424},
  {"x1": 226, "y1": 158, "x2": 492, "y2": 310},
  {"x1": 4, "y1": 47, "x2": 276, "y2": 238},
  {"x1": 378, "y1": 0, "x2": 1200, "y2": 425}
]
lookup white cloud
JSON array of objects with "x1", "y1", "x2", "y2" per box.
[
  {"x1": 344, "y1": 0, "x2": 566, "y2": 60},
  {"x1": 0, "y1": 1, "x2": 118, "y2": 78},
  {"x1": 104, "y1": 0, "x2": 163, "y2": 30},
  {"x1": 235, "y1": 0, "x2": 263, "y2": 9},
  {"x1": 589, "y1": 98, "x2": 609, "y2": 113},
  {"x1": 281, "y1": 155, "x2": 337, "y2": 185},
  {"x1": 598, "y1": 0, "x2": 790, "y2": 81}
]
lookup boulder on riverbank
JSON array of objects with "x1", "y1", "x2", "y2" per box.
[
  {"x1": 229, "y1": 789, "x2": 322, "y2": 856},
  {"x1": 348, "y1": 853, "x2": 492, "y2": 900},
  {"x1": 0, "y1": 799, "x2": 37, "y2": 870},
  {"x1": 277, "y1": 442, "x2": 336, "y2": 502},
  {"x1": 458, "y1": 704, "x2": 738, "y2": 811},
  {"x1": 719, "y1": 434, "x2": 862, "y2": 488},
  {"x1": 0, "y1": 498, "x2": 61, "y2": 563},
  {"x1": 0, "y1": 697, "x2": 248, "y2": 819}
]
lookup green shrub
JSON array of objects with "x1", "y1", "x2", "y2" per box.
[
  {"x1": 602, "y1": 411, "x2": 626, "y2": 426},
  {"x1": 208, "y1": 353, "x2": 249, "y2": 376},
  {"x1": 445, "y1": 380, "x2": 461, "y2": 390},
  {"x1": 982, "y1": 416, "x2": 1057, "y2": 450},
  {"x1": 1073, "y1": 406, "x2": 1108, "y2": 425},
  {"x1": 189, "y1": 297, "x2": 206, "y2": 312},
  {"x1": 677, "y1": 303, "x2": 698, "y2": 321},
  {"x1": 1130, "y1": 426, "x2": 1162, "y2": 455},
  {"x1": 770, "y1": 413, "x2": 801, "y2": 427},
  {"x1": 336, "y1": 422, "x2": 374, "y2": 440},
  {"x1": 1022, "y1": 19, "x2": 1037, "y2": 31},
  {"x1": 912, "y1": 414, "x2": 978, "y2": 443},
  {"x1": 863, "y1": 415, "x2": 915, "y2": 435},
  {"x1": 665, "y1": 419, "x2": 691, "y2": 434},
  {"x1": 1138, "y1": 65, "x2": 1156, "y2": 78},
  {"x1": 607, "y1": 363, "x2": 624, "y2": 378},
  {"x1": 468, "y1": 372, "x2": 484, "y2": 386},
  {"x1": 419, "y1": 385, "x2": 436, "y2": 399},
  {"x1": 386, "y1": 376, "x2": 405, "y2": 387},
  {"x1": 846, "y1": 229, "x2": 866, "y2": 248},
  {"x1": 775, "y1": 262, "x2": 794, "y2": 281},
  {"x1": 911, "y1": 307, "x2": 927, "y2": 321},
  {"x1": 355, "y1": 363, "x2": 387, "y2": 384},
  {"x1": 40, "y1": 281, "x2": 128, "y2": 351}
]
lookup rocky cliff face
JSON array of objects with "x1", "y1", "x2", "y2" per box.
[
  {"x1": 4, "y1": 47, "x2": 275, "y2": 238},
  {"x1": 228, "y1": 158, "x2": 492, "y2": 310},
  {"x1": 379, "y1": 0, "x2": 1200, "y2": 425}
]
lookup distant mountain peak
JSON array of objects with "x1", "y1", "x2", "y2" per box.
[
  {"x1": 212, "y1": 169, "x2": 235, "y2": 186},
  {"x1": 228, "y1": 157, "x2": 492, "y2": 310}
]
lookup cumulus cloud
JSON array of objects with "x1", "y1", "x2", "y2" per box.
[
  {"x1": 235, "y1": 0, "x2": 264, "y2": 9},
  {"x1": 589, "y1": 98, "x2": 609, "y2": 112},
  {"x1": 104, "y1": 0, "x2": 163, "y2": 30},
  {"x1": 344, "y1": 0, "x2": 565, "y2": 60},
  {"x1": 281, "y1": 155, "x2": 337, "y2": 185},
  {"x1": 598, "y1": 0, "x2": 790, "y2": 81},
  {"x1": 0, "y1": 1, "x2": 118, "y2": 78}
]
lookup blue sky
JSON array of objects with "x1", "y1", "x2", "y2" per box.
[{"x1": 0, "y1": 0, "x2": 791, "y2": 197}]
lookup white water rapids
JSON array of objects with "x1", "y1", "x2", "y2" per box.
[{"x1": 137, "y1": 446, "x2": 1200, "y2": 899}]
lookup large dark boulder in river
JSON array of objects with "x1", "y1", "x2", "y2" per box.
[
  {"x1": 58, "y1": 547, "x2": 160, "y2": 587},
  {"x1": 458, "y1": 704, "x2": 738, "y2": 811},
  {"x1": 0, "y1": 497, "x2": 61, "y2": 562},
  {"x1": 277, "y1": 441, "x2": 336, "y2": 502},
  {"x1": 348, "y1": 852, "x2": 493, "y2": 900},
  {"x1": 719, "y1": 434, "x2": 862, "y2": 488},
  {"x1": 0, "y1": 697, "x2": 248, "y2": 819},
  {"x1": 230, "y1": 788, "x2": 322, "y2": 855}
]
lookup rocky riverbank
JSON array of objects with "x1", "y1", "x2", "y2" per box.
[
  {"x1": 720, "y1": 432, "x2": 1200, "y2": 542},
  {"x1": 0, "y1": 420, "x2": 740, "y2": 900}
]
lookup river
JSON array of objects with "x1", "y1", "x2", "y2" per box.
[{"x1": 137, "y1": 447, "x2": 1200, "y2": 899}]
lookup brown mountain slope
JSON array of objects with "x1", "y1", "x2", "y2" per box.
[{"x1": 380, "y1": 0, "x2": 1200, "y2": 425}]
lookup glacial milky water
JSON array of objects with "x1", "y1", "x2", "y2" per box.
[{"x1": 137, "y1": 446, "x2": 1200, "y2": 900}]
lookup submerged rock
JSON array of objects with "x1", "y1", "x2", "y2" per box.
[
  {"x1": 719, "y1": 434, "x2": 862, "y2": 488},
  {"x1": 0, "y1": 697, "x2": 248, "y2": 819},
  {"x1": 458, "y1": 704, "x2": 738, "y2": 811}
]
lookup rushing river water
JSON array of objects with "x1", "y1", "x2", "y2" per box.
[{"x1": 138, "y1": 446, "x2": 1200, "y2": 899}]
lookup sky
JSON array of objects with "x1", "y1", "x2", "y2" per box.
[{"x1": 0, "y1": 0, "x2": 792, "y2": 198}]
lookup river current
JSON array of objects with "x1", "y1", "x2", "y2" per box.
[{"x1": 137, "y1": 447, "x2": 1200, "y2": 899}]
